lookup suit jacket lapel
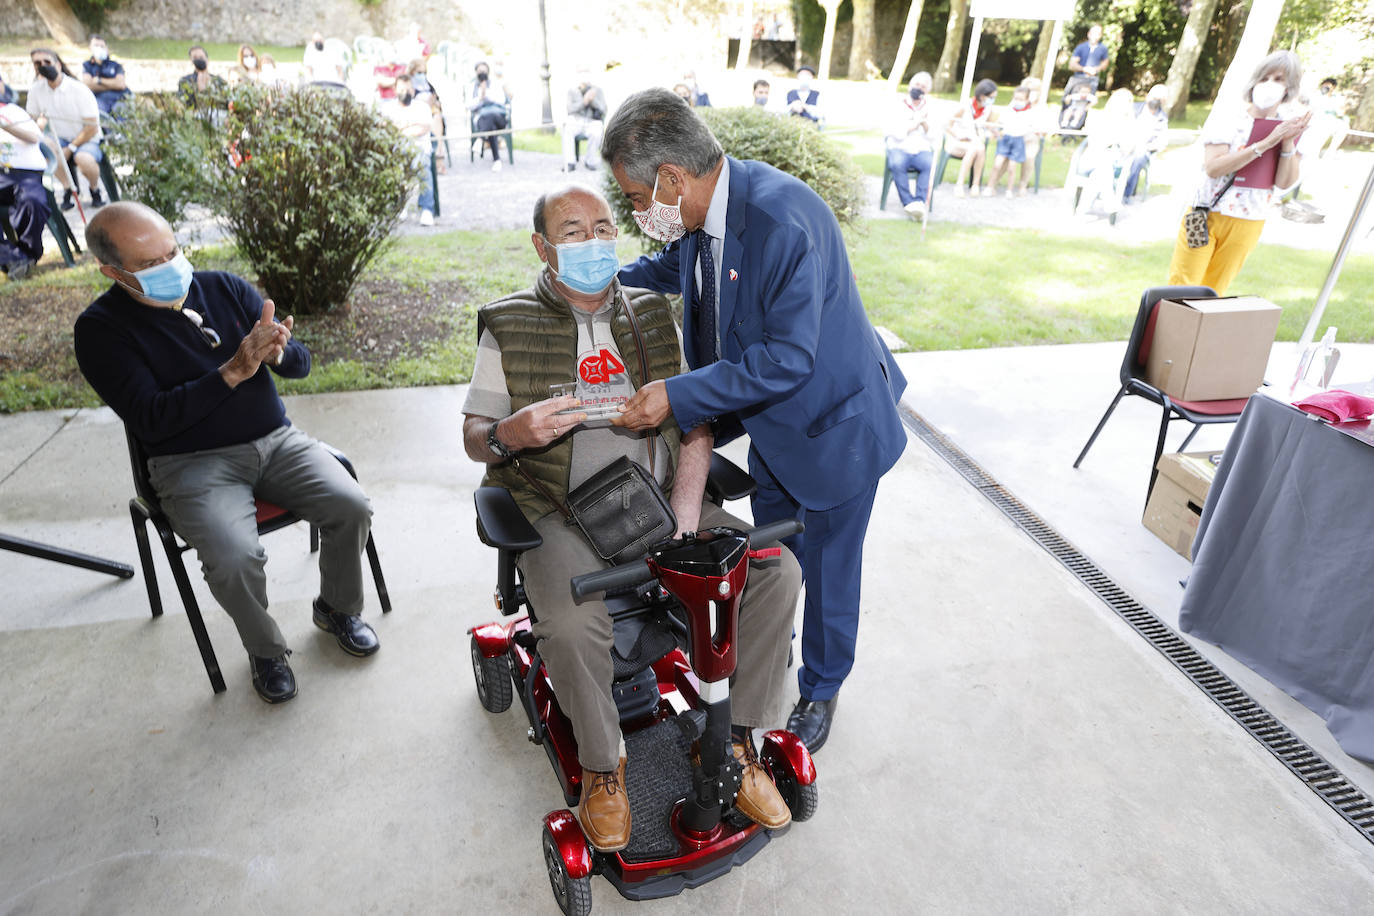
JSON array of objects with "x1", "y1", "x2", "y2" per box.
[{"x1": 719, "y1": 156, "x2": 748, "y2": 348}]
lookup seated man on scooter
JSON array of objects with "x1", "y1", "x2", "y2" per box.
[{"x1": 461, "y1": 185, "x2": 802, "y2": 853}]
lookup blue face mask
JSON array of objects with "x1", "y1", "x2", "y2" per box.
[
  {"x1": 550, "y1": 237, "x2": 618, "y2": 295},
  {"x1": 127, "y1": 251, "x2": 195, "y2": 304}
]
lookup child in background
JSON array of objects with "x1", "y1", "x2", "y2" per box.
[{"x1": 984, "y1": 85, "x2": 1032, "y2": 197}]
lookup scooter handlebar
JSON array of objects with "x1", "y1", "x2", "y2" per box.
[{"x1": 568, "y1": 519, "x2": 804, "y2": 601}]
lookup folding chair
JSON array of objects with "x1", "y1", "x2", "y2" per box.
[
  {"x1": 1073, "y1": 285, "x2": 1251, "y2": 506},
  {"x1": 125, "y1": 428, "x2": 391, "y2": 694}
]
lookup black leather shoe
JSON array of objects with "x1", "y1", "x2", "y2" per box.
[
  {"x1": 786, "y1": 696, "x2": 837, "y2": 753},
  {"x1": 313, "y1": 598, "x2": 379, "y2": 657},
  {"x1": 60, "y1": 189, "x2": 74, "y2": 211},
  {"x1": 250, "y1": 653, "x2": 297, "y2": 704}
]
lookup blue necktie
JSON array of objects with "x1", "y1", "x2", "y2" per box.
[{"x1": 693, "y1": 228, "x2": 717, "y2": 365}]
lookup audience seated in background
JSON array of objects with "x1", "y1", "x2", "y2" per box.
[
  {"x1": 752, "y1": 79, "x2": 770, "y2": 109},
  {"x1": 1307, "y1": 77, "x2": 1350, "y2": 158},
  {"x1": 374, "y1": 51, "x2": 407, "y2": 102},
  {"x1": 393, "y1": 23, "x2": 430, "y2": 63},
  {"x1": 1074, "y1": 88, "x2": 1138, "y2": 217},
  {"x1": 303, "y1": 31, "x2": 347, "y2": 83},
  {"x1": 1016, "y1": 76, "x2": 1051, "y2": 194},
  {"x1": 0, "y1": 70, "x2": 14, "y2": 105},
  {"x1": 82, "y1": 36, "x2": 131, "y2": 118},
  {"x1": 672, "y1": 83, "x2": 693, "y2": 106},
  {"x1": 0, "y1": 96, "x2": 51, "y2": 279},
  {"x1": 786, "y1": 65, "x2": 821, "y2": 121},
  {"x1": 944, "y1": 77, "x2": 996, "y2": 197},
  {"x1": 884, "y1": 71, "x2": 934, "y2": 218},
  {"x1": 682, "y1": 70, "x2": 711, "y2": 108},
  {"x1": 384, "y1": 74, "x2": 437, "y2": 226},
  {"x1": 985, "y1": 84, "x2": 1033, "y2": 197},
  {"x1": 177, "y1": 45, "x2": 227, "y2": 109},
  {"x1": 231, "y1": 44, "x2": 272, "y2": 85},
  {"x1": 1123, "y1": 84, "x2": 1169, "y2": 201},
  {"x1": 563, "y1": 69, "x2": 607, "y2": 173},
  {"x1": 74, "y1": 202, "x2": 380, "y2": 706},
  {"x1": 467, "y1": 61, "x2": 510, "y2": 171},
  {"x1": 28, "y1": 47, "x2": 105, "y2": 210}
]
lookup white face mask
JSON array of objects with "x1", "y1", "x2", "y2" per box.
[
  {"x1": 1251, "y1": 80, "x2": 1286, "y2": 111},
  {"x1": 631, "y1": 175, "x2": 687, "y2": 244}
]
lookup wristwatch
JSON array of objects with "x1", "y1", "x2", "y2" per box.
[{"x1": 487, "y1": 420, "x2": 513, "y2": 460}]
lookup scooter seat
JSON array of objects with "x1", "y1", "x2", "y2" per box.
[{"x1": 611, "y1": 614, "x2": 679, "y2": 680}]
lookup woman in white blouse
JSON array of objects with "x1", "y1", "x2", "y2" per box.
[{"x1": 1167, "y1": 51, "x2": 1310, "y2": 294}]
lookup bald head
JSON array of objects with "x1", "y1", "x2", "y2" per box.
[
  {"x1": 87, "y1": 201, "x2": 174, "y2": 270},
  {"x1": 532, "y1": 185, "x2": 613, "y2": 240}
]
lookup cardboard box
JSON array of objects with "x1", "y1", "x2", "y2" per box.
[
  {"x1": 1143, "y1": 451, "x2": 1222, "y2": 560},
  {"x1": 1145, "y1": 296, "x2": 1282, "y2": 401}
]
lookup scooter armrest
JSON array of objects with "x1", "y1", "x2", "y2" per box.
[
  {"x1": 705, "y1": 453, "x2": 756, "y2": 504},
  {"x1": 474, "y1": 486, "x2": 542, "y2": 552}
]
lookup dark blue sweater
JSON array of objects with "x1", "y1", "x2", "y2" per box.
[{"x1": 74, "y1": 271, "x2": 310, "y2": 456}]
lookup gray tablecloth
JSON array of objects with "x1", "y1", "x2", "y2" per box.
[{"x1": 1181, "y1": 393, "x2": 1374, "y2": 762}]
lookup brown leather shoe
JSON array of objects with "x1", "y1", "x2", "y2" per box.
[
  {"x1": 732, "y1": 736, "x2": 791, "y2": 829},
  {"x1": 578, "y1": 758, "x2": 631, "y2": 852}
]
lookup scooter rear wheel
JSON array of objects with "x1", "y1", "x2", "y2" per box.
[
  {"x1": 470, "y1": 635, "x2": 513, "y2": 713},
  {"x1": 542, "y1": 825, "x2": 592, "y2": 916}
]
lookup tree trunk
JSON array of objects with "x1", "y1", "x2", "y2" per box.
[
  {"x1": 1353, "y1": 70, "x2": 1374, "y2": 133},
  {"x1": 1031, "y1": 20, "x2": 1054, "y2": 83},
  {"x1": 933, "y1": 0, "x2": 968, "y2": 95},
  {"x1": 1163, "y1": 0, "x2": 1221, "y2": 121},
  {"x1": 848, "y1": 0, "x2": 878, "y2": 80},
  {"x1": 887, "y1": 0, "x2": 927, "y2": 89},
  {"x1": 819, "y1": 0, "x2": 842, "y2": 80},
  {"x1": 1205, "y1": 0, "x2": 1285, "y2": 132},
  {"x1": 31, "y1": 0, "x2": 86, "y2": 46},
  {"x1": 735, "y1": 1, "x2": 754, "y2": 71}
]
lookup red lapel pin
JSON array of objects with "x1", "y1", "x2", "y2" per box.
[{"x1": 728, "y1": 269, "x2": 738, "y2": 281}]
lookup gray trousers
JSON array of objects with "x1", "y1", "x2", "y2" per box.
[
  {"x1": 147, "y1": 425, "x2": 373, "y2": 658},
  {"x1": 519, "y1": 501, "x2": 801, "y2": 772}
]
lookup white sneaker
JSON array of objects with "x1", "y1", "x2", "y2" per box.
[
  {"x1": 419, "y1": 209, "x2": 434, "y2": 226},
  {"x1": 903, "y1": 200, "x2": 926, "y2": 217},
  {"x1": 953, "y1": 185, "x2": 966, "y2": 198},
  {"x1": 982, "y1": 186, "x2": 996, "y2": 198},
  {"x1": 491, "y1": 160, "x2": 503, "y2": 172}
]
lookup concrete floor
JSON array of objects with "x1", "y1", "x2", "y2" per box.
[{"x1": 4, "y1": 364, "x2": 1374, "y2": 913}]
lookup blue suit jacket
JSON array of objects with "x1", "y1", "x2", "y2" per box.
[{"x1": 618, "y1": 157, "x2": 908, "y2": 511}]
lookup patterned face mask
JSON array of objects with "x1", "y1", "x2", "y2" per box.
[{"x1": 631, "y1": 175, "x2": 687, "y2": 244}]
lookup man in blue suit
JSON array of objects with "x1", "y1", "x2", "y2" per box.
[{"x1": 604, "y1": 88, "x2": 907, "y2": 752}]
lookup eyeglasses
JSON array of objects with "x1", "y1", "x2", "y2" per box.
[
  {"x1": 180, "y1": 307, "x2": 221, "y2": 348},
  {"x1": 547, "y1": 224, "x2": 618, "y2": 245}
]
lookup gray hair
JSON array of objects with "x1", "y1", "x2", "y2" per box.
[
  {"x1": 1243, "y1": 50, "x2": 1302, "y2": 105},
  {"x1": 85, "y1": 220, "x2": 122, "y2": 268},
  {"x1": 600, "y1": 88, "x2": 723, "y2": 187}
]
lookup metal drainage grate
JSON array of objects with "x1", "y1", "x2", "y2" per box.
[{"x1": 901, "y1": 405, "x2": 1374, "y2": 845}]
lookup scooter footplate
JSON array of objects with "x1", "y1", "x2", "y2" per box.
[{"x1": 622, "y1": 718, "x2": 693, "y2": 862}]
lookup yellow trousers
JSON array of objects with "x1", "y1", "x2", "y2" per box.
[{"x1": 1166, "y1": 211, "x2": 1265, "y2": 295}]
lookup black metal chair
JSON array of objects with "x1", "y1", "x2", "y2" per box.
[
  {"x1": 1073, "y1": 285, "x2": 1252, "y2": 505},
  {"x1": 125, "y1": 428, "x2": 391, "y2": 694}
]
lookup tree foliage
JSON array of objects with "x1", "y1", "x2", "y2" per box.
[{"x1": 110, "y1": 84, "x2": 420, "y2": 315}]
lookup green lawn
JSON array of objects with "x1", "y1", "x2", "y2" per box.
[
  {"x1": 5, "y1": 223, "x2": 1370, "y2": 413},
  {"x1": 851, "y1": 221, "x2": 1374, "y2": 350},
  {"x1": 0, "y1": 37, "x2": 304, "y2": 63}
]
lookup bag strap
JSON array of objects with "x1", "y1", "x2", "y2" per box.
[
  {"x1": 511, "y1": 458, "x2": 573, "y2": 522},
  {"x1": 618, "y1": 290, "x2": 657, "y2": 472},
  {"x1": 1202, "y1": 173, "x2": 1237, "y2": 211}
]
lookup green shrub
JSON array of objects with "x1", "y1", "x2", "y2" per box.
[
  {"x1": 209, "y1": 84, "x2": 420, "y2": 315},
  {"x1": 605, "y1": 105, "x2": 865, "y2": 248},
  {"x1": 105, "y1": 92, "x2": 219, "y2": 227}
]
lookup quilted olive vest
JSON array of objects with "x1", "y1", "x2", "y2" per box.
[{"x1": 479, "y1": 272, "x2": 683, "y2": 522}]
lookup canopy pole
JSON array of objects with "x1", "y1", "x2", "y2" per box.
[
  {"x1": 1298, "y1": 158, "x2": 1374, "y2": 347},
  {"x1": 959, "y1": 15, "x2": 985, "y2": 104}
]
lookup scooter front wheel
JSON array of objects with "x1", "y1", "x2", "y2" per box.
[
  {"x1": 470, "y1": 635, "x2": 513, "y2": 713},
  {"x1": 542, "y1": 824, "x2": 592, "y2": 916}
]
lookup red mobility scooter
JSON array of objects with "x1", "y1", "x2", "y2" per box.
[{"x1": 468, "y1": 456, "x2": 817, "y2": 915}]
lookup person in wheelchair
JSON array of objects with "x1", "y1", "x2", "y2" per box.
[{"x1": 461, "y1": 185, "x2": 802, "y2": 853}]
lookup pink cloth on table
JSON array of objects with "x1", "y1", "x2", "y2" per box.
[{"x1": 1293, "y1": 389, "x2": 1374, "y2": 423}]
